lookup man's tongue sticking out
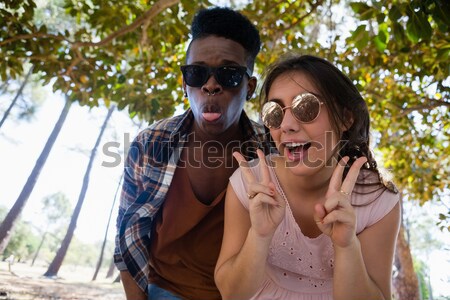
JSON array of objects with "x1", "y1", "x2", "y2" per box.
[{"x1": 203, "y1": 112, "x2": 221, "y2": 122}]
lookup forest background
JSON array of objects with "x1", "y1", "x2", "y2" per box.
[{"x1": 0, "y1": 0, "x2": 449, "y2": 299}]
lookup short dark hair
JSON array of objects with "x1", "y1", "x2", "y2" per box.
[{"x1": 187, "y1": 7, "x2": 261, "y2": 72}]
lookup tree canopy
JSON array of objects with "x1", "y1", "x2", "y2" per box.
[{"x1": 1, "y1": 0, "x2": 449, "y2": 226}]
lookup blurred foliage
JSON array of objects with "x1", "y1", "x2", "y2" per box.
[
  {"x1": 37, "y1": 192, "x2": 72, "y2": 254},
  {"x1": 336, "y1": 0, "x2": 450, "y2": 230},
  {"x1": 0, "y1": 206, "x2": 39, "y2": 261},
  {"x1": 404, "y1": 201, "x2": 447, "y2": 298},
  {"x1": 0, "y1": 0, "x2": 212, "y2": 121},
  {"x1": 40, "y1": 192, "x2": 72, "y2": 229},
  {"x1": 413, "y1": 258, "x2": 431, "y2": 300},
  {"x1": 0, "y1": 198, "x2": 113, "y2": 268},
  {"x1": 0, "y1": 0, "x2": 449, "y2": 225},
  {"x1": 64, "y1": 239, "x2": 113, "y2": 267}
]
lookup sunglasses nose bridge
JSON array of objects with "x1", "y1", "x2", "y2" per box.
[
  {"x1": 279, "y1": 106, "x2": 298, "y2": 127},
  {"x1": 201, "y1": 67, "x2": 223, "y2": 95}
]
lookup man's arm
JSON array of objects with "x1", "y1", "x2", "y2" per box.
[
  {"x1": 115, "y1": 139, "x2": 147, "y2": 299},
  {"x1": 120, "y1": 270, "x2": 146, "y2": 300}
]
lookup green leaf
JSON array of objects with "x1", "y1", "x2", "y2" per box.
[
  {"x1": 392, "y1": 22, "x2": 406, "y2": 42},
  {"x1": 388, "y1": 4, "x2": 402, "y2": 21},
  {"x1": 350, "y1": 2, "x2": 371, "y2": 14},
  {"x1": 151, "y1": 98, "x2": 160, "y2": 115},
  {"x1": 418, "y1": 12, "x2": 432, "y2": 41},
  {"x1": 431, "y1": 0, "x2": 450, "y2": 28},
  {"x1": 118, "y1": 74, "x2": 126, "y2": 84},
  {"x1": 436, "y1": 48, "x2": 450, "y2": 61},
  {"x1": 406, "y1": 15, "x2": 421, "y2": 43},
  {"x1": 374, "y1": 36, "x2": 387, "y2": 52},
  {"x1": 351, "y1": 24, "x2": 367, "y2": 41},
  {"x1": 376, "y1": 12, "x2": 385, "y2": 24},
  {"x1": 355, "y1": 31, "x2": 369, "y2": 50}
]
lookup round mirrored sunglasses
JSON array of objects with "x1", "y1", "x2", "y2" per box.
[{"x1": 261, "y1": 93, "x2": 323, "y2": 129}]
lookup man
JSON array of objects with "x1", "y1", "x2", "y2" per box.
[{"x1": 114, "y1": 7, "x2": 271, "y2": 300}]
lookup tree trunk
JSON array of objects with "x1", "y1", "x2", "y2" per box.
[
  {"x1": 31, "y1": 231, "x2": 47, "y2": 267},
  {"x1": 393, "y1": 225, "x2": 420, "y2": 299},
  {"x1": 0, "y1": 66, "x2": 33, "y2": 129},
  {"x1": 92, "y1": 173, "x2": 123, "y2": 281},
  {"x1": 44, "y1": 105, "x2": 115, "y2": 277},
  {"x1": 106, "y1": 259, "x2": 116, "y2": 279},
  {"x1": 0, "y1": 97, "x2": 71, "y2": 254}
]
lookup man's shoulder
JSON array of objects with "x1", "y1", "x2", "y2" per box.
[
  {"x1": 134, "y1": 113, "x2": 188, "y2": 143},
  {"x1": 248, "y1": 118, "x2": 265, "y2": 135}
]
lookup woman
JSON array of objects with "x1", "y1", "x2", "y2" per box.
[{"x1": 214, "y1": 55, "x2": 400, "y2": 300}]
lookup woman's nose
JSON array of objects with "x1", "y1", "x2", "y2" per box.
[{"x1": 280, "y1": 108, "x2": 300, "y2": 133}]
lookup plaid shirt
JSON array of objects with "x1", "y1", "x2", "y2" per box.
[{"x1": 114, "y1": 109, "x2": 271, "y2": 292}]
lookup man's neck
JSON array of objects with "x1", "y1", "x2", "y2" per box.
[{"x1": 190, "y1": 122, "x2": 245, "y2": 145}]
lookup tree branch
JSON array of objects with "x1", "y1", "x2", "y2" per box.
[
  {"x1": 1, "y1": 0, "x2": 180, "y2": 50},
  {"x1": 0, "y1": 33, "x2": 67, "y2": 47},
  {"x1": 1, "y1": 0, "x2": 180, "y2": 79},
  {"x1": 64, "y1": 48, "x2": 85, "y2": 76},
  {"x1": 272, "y1": 0, "x2": 324, "y2": 44},
  {"x1": 71, "y1": 0, "x2": 180, "y2": 48},
  {"x1": 283, "y1": 0, "x2": 324, "y2": 32},
  {"x1": 399, "y1": 99, "x2": 450, "y2": 117}
]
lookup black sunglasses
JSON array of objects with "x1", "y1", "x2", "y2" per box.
[
  {"x1": 181, "y1": 65, "x2": 251, "y2": 88},
  {"x1": 261, "y1": 93, "x2": 324, "y2": 129}
]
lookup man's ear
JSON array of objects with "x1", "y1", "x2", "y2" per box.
[
  {"x1": 182, "y1": 81, "x2": 187, "y2": 97},
  {"x1": 247, "y1": 76, "x2": 257, "y2": 101}
]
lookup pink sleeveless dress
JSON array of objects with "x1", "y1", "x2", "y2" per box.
[{"x1": 229, "y1": 154, "x2": 399, "y2": 300}]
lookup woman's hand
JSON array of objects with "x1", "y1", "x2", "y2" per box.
[
  {"x1": 313, "y1": 156, "x2": 367, "y2": 248},
  {"x1": 233, "y1": 149, "x2": 286, "y2": 239}
]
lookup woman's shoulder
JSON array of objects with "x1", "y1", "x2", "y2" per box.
[
  {"x1": 352, "y1": 169, "x2": 399, "y2": 208},
  {"x1": 352, "y1": 170, "x2": 400, "y2": 231}
]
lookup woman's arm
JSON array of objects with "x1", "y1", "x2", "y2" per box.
[
  {"x1": 214, "y1": 184, "x2": 272, "y2": 299},
  {"x1": 216, "y1": 150, "x2": 286, "y2": 299},
  {"x1": 333, "y1": 202, "x2": 400, "y2": 300}
]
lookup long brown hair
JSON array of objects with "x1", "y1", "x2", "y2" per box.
[{"x1": 260, "y1": 54, "x2": 397, "y2": 195}]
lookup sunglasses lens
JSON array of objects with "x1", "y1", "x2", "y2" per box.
[
  {"x1": 292, "y1": 93, "x2": 321, "y2": 123},
  {"x1": 181, "y1": 65, "x2": 247, "y2": 88},
  {"x1": 216, "y1": 67, "x2": 245, "y2": 87},
  {"x1": 182, "y1": 65, "x2": 208, "y2": 87},
  {"x1": 261, "y1": 101, "x2": 283, "y2": 128}
]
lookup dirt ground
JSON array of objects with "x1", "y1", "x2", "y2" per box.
[{"x1": 0, "y1": 261, "x2": 125, "y2": 300}]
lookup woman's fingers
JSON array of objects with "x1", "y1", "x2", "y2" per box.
[
  {"x1": 313, "y1": 203, "x2": 327, "y2": 224},
  {"x1": 328, "y1": 156, "x2": 349, "y2": 193},
  {"x1": 233, "y1": 151, "x2": 256, "y2": 184},
  {"x1": 246, "y1": 182, "x2": 275, "y2": 199},
  {"x1": 321, "y1": 209, "x2": 355, "y2": 226},
  {"x1": 323, "y1": 189, "x2": 352, "y2": 214},
  {"x1": 340, "y1": 156, "x2": 367, "y2": 194},
  {"x1": 256, "y1": 149, "x2": 271, "y2": 185},
  {"x1": 233, "y1": 149, "x2": 273, "y2": 186},
  {"x1": 252, "y1": 192, "x2": 280, "y2": 207}
]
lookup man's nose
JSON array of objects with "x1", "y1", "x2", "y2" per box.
[{"x1": 202, "y1": 74, "x2": 222, "y2": 95}]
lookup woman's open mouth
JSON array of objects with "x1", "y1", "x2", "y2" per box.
[{"x1": 284, "y1": 142, "x2": 312, "y2": 161}]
